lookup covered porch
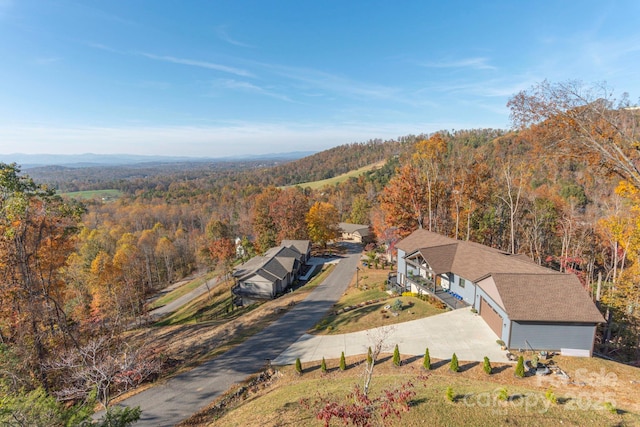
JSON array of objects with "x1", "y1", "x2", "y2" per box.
[{"x1": 406, "y1": 276, "x2": 469, "y2": 310}]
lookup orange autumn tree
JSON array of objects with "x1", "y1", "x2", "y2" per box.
[
  {"x1": 0, "y1": 163, "x2": 85, "y2": 387},
  {"x1": 205, "y1": 218, "x2": 237, "y2": 276},
  {"x1": 379, "y1": 134, "x2": 449, "y2": 238},
  {"x1": 252, "y1": 186, "x2": 309, "y2": 253},
  {"x1": 596, "y1": 181, "x2": 640, "y2": 361}
]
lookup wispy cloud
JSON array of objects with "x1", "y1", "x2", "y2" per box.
[
  {"x1": 215, "y1": 25, "x2": 253, "y2": 48},
  {"x1": 214, "y1": 79, "x2": 294, "y2": 102},
  {"x1": 32, "y1": 57, "x2": 61, "y2": 65},
  {"x1": 422, "y1": 57, "x2": 497, "y2": 71},
  {"x1": 140, "y1": 52, "x2": 254, "y2": 78},
  {"x1": 257, "y1": 62, "x2": 400, "y2": 101},
  {"x1": 85, "y1": 42, "x2": 124, "y2": 54},
  {"x1": 85, "y1": 42, "x2": 255, "y2": 78},
  {"x1": 422, "y1": 75, "x2": 538, "y2": 98}
]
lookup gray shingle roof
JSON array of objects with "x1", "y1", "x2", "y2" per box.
[
  {"x1": 233, "y1": 240, "x2": 309, "y2": 283},
  {"x1": 281, "y1": 240, "x2": 310, "y2": 256}
]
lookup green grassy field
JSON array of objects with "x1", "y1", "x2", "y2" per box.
[
  {"x1": 284, "y1": 161, "x2": 385, "y2": 190},
  {"x1": 62, "y1": 189, "x2": 123, "y2": 200}
]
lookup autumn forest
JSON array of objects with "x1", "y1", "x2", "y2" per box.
[{"x1": 1, "y1": 81, "x2": 640, "y2": 423}]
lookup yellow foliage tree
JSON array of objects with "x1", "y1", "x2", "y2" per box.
[{"x1": 306, "y1": 202, "x2": 340, "y2": 248}]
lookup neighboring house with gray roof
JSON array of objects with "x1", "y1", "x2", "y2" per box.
[
  {"x1": 395, "y1": 229, "x2": 604, "y2": 355},
  {"x1": 232, "y1": 240, "x2": 310, "y2": 305},
  {"x1": 339, "y1": 222, "x2": 374, "y2": 243}
]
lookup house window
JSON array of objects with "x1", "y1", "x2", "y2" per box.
[{"x1": 459, "y1": 278, "x2": 465, "y2": 288}]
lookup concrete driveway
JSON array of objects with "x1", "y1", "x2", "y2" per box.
[{"x1": 273, "y1": 308, "x2": 511, "y2": 364}]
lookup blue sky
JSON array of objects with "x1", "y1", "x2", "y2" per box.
[{"x1": 0, "y1": 0, "x2": 639, "y2": 157}]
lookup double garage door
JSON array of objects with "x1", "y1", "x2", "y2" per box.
[{"x1": 480, "y1": 297, "x2": 503, "y2": 337}]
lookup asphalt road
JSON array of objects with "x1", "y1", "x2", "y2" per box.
[{"x1": 117, "y1": 243, "x2": 361, "y2": 426}]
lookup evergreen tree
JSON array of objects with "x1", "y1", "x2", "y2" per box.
[
  {"x1": 450, "y1": 353, "x2": 459, "y2": 372},
  {"x1": 339, "y1": 352, "x2": 346, "y2": 371},
  {"x1": 423, "y1": 348, "x2": 431, "y2": 370},
  {"x1": 393, "y1": 344, "x2": 401, "y2": 367},
  {"x1": 515, "y1": 355, "x2": 525, "y2": 378},
  {"x1": 446, "y1": 386, "x2": 454, "y2": 402},
  {"x1": 295, "y1": 358, "x2": 303, "y2": 375},
  {"x1": 321, "y1": 357, "x2": 327, "y2": 374},
  {"x1": 366, "y1": 346, "x2": 373, "y2": 366},
  {"x1": 483, "y1": 356, "x2": 492, "y2": 375}
]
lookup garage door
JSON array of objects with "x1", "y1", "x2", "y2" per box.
[{"x1": 480, "y1": 297, "x2": 503, "y2": 337}]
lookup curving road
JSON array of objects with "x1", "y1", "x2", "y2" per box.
[{"x1": 117, "y1": 243, "x2": 361, "y2": 426}]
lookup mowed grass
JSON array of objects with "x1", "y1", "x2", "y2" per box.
[
  {"x1": 314, "y1": 264, "x2": 446, "y2": 334},
  {"x1": 285, "y1": 161, "x2": 385, "y2": 190},
  {"x1": 148, "y1": 272, "x2": 217, "y2": 310},
  {"x1": 190, "y1": 355, "x2": 640, "y2": 427},
  {"x1": 62, "y1": 188, "x2": 123, "y2": 200}
]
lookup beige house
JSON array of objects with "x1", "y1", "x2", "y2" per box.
[{"x1": 339, "y1": 222, "x2": 373, "y2": 244}]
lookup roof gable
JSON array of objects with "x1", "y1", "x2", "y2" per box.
[
  {"x1": 399, "y1": 229, "x2": 545, "y2": 282},
  {"x1": 280, "y1": 240, "x2": 310, "y2": 255},
  {"x1": 415, "y1": 244, "x2": 457, "y2": 274},
  {"x1": 339, "y1": 222, "x2": 370, "y2": 235},
  {"x1": 260, "y1": 258, "x2": 288, "y2": 280},
  {"x1": 264, "y1": 245, "x2": 300, "y2": 259}
]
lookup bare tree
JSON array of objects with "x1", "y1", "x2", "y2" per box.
[
  {"x1": 47, "y1": 335, "x2": 161, "y2": 410},
  {"x1": 508, "y1": 80, "x2": 640, "y2": 190},
  {"x1": 496, "y1": 162, "x2": 528, "y2": 254},
  {"x1": 362, "y1": 326, "x2": 395, "y2": 396}
]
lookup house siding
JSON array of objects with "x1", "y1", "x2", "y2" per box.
[
  {"x1": 509, "y1": 322, "x2": 597, "y2": 354},
  {"x1": 238, "y1": 274, "x2": 275, "y2": 299},
  {"x1": 397, "y1": 249, "x2": 408, "y2": 287},
  {"x1": 448, "y1": 274, "x2": 475, "y2": 305}
]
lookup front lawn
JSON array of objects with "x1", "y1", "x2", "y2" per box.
[{"x1": 313, "y1": 262, "x2": 446, "y2": 334}]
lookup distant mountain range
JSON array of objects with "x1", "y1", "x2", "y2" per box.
[{"x1": 0, "y1": 152, "x2": 316, "y2": 169}]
